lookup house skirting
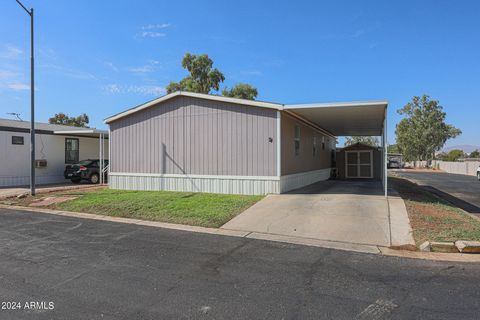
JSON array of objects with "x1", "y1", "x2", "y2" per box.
[
  {"x1": 109, "y1": 168, "x2": 331, "y2": 195},
  {"x1": 0, "y1": 175, "x2": 65, "y2": 187},
  {"x1": 279, "y1": 168, "x2": 331, "y2": 193}
]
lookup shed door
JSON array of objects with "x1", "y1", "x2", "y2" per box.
[{"x1": 345, "y1": 150, "x2": 373, "y2": 178}]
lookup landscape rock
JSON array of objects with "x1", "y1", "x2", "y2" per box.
[
  {"x1": 419, "y1": 241, "x2": 431, "y2": 252},
  {"x1": 430, "y1": 241, "x2": 459, "y2": 253},
  {"x1": 455, "y1": 240, "x2": 480, "y2": 253},
  {"x1": 16, "y1": 193, "x2": 28, "y2": 199}
]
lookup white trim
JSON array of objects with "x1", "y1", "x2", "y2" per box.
[
  {"x1": 345, "y1": 150, "x2": 374, "y2": 179},
  {"x1": 105, "y1": 91, "x2": 284, "y2": 123},
  {"x1": 276, "y1": 111, "x2": 281, "y2": 177},
  {"x1": 285, "y1": 100, "x2": 388, "y2": 109},
  {"x1": 53, "y1": 129, "x2": 108, "y2": 135},
  {"x1": 109, "y1": 172, "x2": 280, "y2": 181}
]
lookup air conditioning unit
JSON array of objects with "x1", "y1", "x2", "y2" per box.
[{"x1": 35, "y1": 159, "x2": 47, "y2": 168}]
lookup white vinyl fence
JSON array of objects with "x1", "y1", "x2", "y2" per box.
[
  {"x1": 406, "y1": 160, "x2": 479, "y2": 176},
  {"x1": 433, "y1": 160, "x2": 480, "y2": 176}
]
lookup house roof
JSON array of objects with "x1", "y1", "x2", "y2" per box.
[
  {"x1": 0, "y1": 118, "x2": 108, "y2": 137},
  {"x1": 104, "y1": 91, "x2": 388, "y2": 137},
  {"x1": 104, "y1": 91, "x2": 284, "y2": 124}
]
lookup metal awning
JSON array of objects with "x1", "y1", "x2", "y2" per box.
[
  {"x1": 53, "y1": 128, "x2": 108, "y2": 138},
  {"x1": 284, "y1": 100, "x2": 388, "y2": 136},
  {"x1": 285, "y1": 100, "x2": 389, "y2": 197}
]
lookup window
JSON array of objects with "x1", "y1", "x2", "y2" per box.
[
  {"x1": 294, "y1": 125, "x2": 300, "y2": 156},
  {"x1": 12, "y1": 136, "x2": 24, "y2": 145},
  {"x1": 313, "y1": 136, "x2": 318, "y2": 156},
  {"x1": 65, "y1": 138, "x2": 79, "y2": 164},
  {"x1": 322, "y1": 136, "x2": 326, "y2": 150}
]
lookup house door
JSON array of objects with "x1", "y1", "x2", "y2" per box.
[{"x1": 345, "y1": 150, "x2": 373, "y2": 178}]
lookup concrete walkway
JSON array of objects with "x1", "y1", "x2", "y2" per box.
[{"x1": 222, "y1": 180, "x2": 414, "y2": 248}]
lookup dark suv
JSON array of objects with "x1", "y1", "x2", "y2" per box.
[{"x1": 64, "y1": 159, "x2": 108, "y2": 184}]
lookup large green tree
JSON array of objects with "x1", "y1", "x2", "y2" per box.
[
  {"x1": 444, "y1": 149, "x2": 465, "y2": 161},
  {"x1": 470, "y1": 149, "x2": 480, "y2": 158},
  {"x1": 395, "y1": 95, "x2": 461, "y2": 162},
  {"x1": 344, "y1": 136, "x2": 379, "y2": 147},
  {"x1": 222, "y1": 83, "x2": 258, "y2": 100},
  {"x1": 49, "y1": 113, "x2": 89, "y2": 127},
  {"x1": 166, "y1": 53, "x2": 225, "y2": 94}
]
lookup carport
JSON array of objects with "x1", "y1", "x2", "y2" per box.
[
  {"x1": 284, "y1": 100, "x2": 388, "y2": 197},
  {"x1": 53, "y1": 128, "x2": 109, "y2": 184}
]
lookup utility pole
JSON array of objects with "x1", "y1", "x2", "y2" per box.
[{"x1": 15, "y1": 0, "x2": 35, "y2": 195}]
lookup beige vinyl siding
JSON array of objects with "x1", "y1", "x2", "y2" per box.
[
  {"x1": 109, "y1": 96, "x2": 278, "y2": 176},
  {"x1": 281, "y1": 112, "x2": 333, "y2": 175}
]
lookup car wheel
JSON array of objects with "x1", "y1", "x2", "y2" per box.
[
  {"x1": 478, "y1": 172, "x2": 480, "y2": 181},
  {"x1": 71, "y1": 178, "x2": 81, "y2": 184},
  {"x1": 90, "y1": 173, "x2": 99, "y2": 184}
]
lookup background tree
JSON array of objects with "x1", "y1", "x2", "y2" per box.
[
  {"x1": 344, "y1": 136, "x2": 379, "y2": 147},
  {"x1": 166, "y1": 53, "x2": 225, "y2": 94},
  {"x1": 222, "y1": 83, "x2": 258, "y2": 100},
  {"x1": 49, "y1": 113, "x2": 89, "y2": 127},
  {"x1": 395, "y1": 95, "x2": 461, "y2": 162},
  {"x1": 469, "y1": 149, "x2": 480, "y2": 158},
  {"x1": 387, "y1": 143, "x2": 400, "y2": 153},
  {"x1": 444, "y1": 149, "x2": 465, "y2": 161}
]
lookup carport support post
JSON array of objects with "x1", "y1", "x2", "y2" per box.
[{"x1": 383, "y1": 109, "x2": 388, "y2": 197}]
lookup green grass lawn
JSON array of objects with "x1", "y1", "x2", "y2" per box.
[
  {"x1": 389, "y1": 176, "x2": 480, "y2": 244},
  {"x1": 55, "y1": 188, "x2": 263, "y2": 228}
]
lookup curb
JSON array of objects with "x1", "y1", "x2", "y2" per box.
[{"x1": 1, "y1": 204, "x2": 480, "y2": 263}]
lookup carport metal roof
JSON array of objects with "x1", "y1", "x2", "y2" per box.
[
  {"x1": 284, "y1": 100, "x2": 388, "y2": 197},
  {"x1": 284, "y1": 100, "x2": 388, "y2": 136}
]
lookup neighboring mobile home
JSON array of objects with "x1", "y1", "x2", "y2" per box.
[
  {"x1": 105, "y1": 91, "x2": 388, "y2": 195},
  {"x1": 0, "y1": 118, "x2": 108, "y2": 187}
]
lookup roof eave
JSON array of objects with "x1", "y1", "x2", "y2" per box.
[{"x1": 104, "y1": 91, "x2": 284, "y2": 124}]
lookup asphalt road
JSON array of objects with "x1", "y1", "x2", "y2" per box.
[
  {"x1": 1, "y1": 208, "x2": 480, "y2": 319},
  {"x1": 393, "y1": 170, "x2": 480, "y2": 214}
]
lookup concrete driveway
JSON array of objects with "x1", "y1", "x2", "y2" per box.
[
  {"x1": 393, "y1": 170, "x2": 480, "y2": 214},
  {"x1": 222, "y1": 180, "x2": 392, "y2": 247}
]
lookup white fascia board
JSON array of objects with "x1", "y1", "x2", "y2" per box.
[
  {"x1": 53, "y1": 129, "x2": 109, "y2": 135},
  {"x1": 285, "y1": 100, "x2": 389, "y2": 110},
  {"x1": 104, "y1": 91, "x2": 284, "y2": 124}
]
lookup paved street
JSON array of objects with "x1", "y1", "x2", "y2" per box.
[
  {"x1": 1, "y1": 208, "x2": 480, "y2": 319},
  {"x1": 393, "y1": 170, "x2": 480, "y2": 214}
]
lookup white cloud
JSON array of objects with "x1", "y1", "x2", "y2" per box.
[
  {"x1": 128, "y1": 60, "x2": 160, "y2": 74},
  {"x1": 141, "y1": 31, "x2": 166, "y2": 38},
  {"x1": 137, "y1": 23, "x2": 171, "y2": 39},
  {"x1": 103, "y1": 84, "x2": 165, "y2": 96},
  {"x1": 104, "y1": 61, "x2": 119, "y2": 72},
  {"x1": 40, "y1": 64, "x2": 97, "y2": 80},
  {"x1": 8, "y1": 83, "x2": 30, "y2": 91},
  {"x1": 241, "y1": 69, "x2": 263, "y2": 76},
  {"x1": 0, "y1": 70, "x2": 19, "y2": 79},
  {"x1": 142, "y1": 23, "x2": 171, "y2": 30},
  {"x1": 0, "y1": 45, "x2": 23, "y2": 59}
]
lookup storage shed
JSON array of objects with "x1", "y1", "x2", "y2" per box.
[{"x1": 336, "y1": 143, "x2": 382, "y2": 179}]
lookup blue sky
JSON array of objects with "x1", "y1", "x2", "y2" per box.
[{"x1": 1, "y1": 0, "x2": 478, "y2": 147}]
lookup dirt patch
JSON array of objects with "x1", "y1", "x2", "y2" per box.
[
  {"x1": 30, "y1": 196, "x2": 78, "y2": 207},
  {"x1": 390, "y1": 176, "x2": 480, "y2": 245}
]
